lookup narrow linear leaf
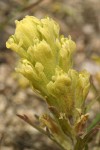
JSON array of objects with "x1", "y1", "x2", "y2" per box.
[
  {"x1": 87, "y1": 113, "x2": 100, "y2": 133},
  {"x1": 83, "y1": 125, "x2": 100, "y2": 145}
]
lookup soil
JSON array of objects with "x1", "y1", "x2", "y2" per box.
[{"x1": 0, "y1": 0, "x2": 100, "y2": 150}]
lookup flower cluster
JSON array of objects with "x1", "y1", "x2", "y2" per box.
[{"x1": 6, "y1": 16, "x2": 90, "y2": 150}]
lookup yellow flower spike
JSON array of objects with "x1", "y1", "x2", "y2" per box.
[
  {"x1": 6, "y1": 16, "x2": 91, "y2": 150},
  {"x1": 6, "y1": 16, "x2": 90, "y2": 113},
  {"x1": 6, "y1": 16, "x2": 90, "y2": 150},
  {"x1": 6, "y1": 15, "x2": 90, "y2": 128}
]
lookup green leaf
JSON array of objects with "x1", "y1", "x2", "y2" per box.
[
  {"x1": 87, "y1": 112, "x2": 100, "y2": 133},
  {"x1": 83, "y1": 125, "x2": 99, "y2": 147},
  {"x1": 74, "y1": 125, "x2": 100, "y2": 150}
]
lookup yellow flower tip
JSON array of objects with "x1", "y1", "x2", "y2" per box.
[
  {"x1": 6, "y1": 36, "x2": 14, "y2": 48},
  {"x1": 35, "y1": 62, "x2": 44, "y2": 72},
  {"x1": 15, "y1": 20, "x2": 19, "y2": 26},
  {"x1": 68, "y1": 36, "x2": 76, "y2": 52},
  {"x1": 79, "y1": 70, "x2": 90, "y2": 87}
]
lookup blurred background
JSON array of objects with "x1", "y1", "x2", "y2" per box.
[{"x1": 0, "y1": 0, "x2": 100, "y2": 150}]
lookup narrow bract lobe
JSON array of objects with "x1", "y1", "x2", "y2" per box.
[{"x1": 6, "y1": 16, "x2": 90, "y2": 116}]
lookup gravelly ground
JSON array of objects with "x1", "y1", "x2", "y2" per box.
[{"x1": 0, "y1": 0, "x2": 100, "y2": 150}]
